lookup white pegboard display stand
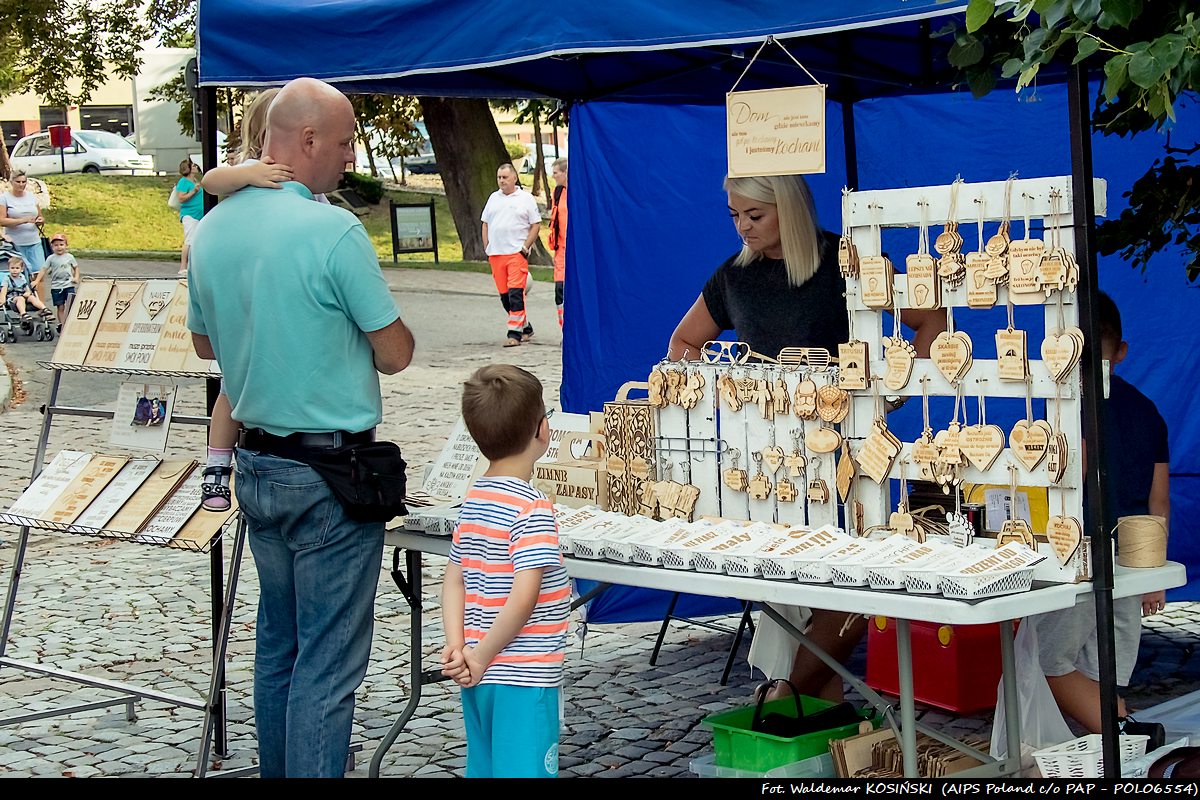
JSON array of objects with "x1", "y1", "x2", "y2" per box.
[{"x1": 842, "y1": 176, "x2": 1107, "y2": 535}]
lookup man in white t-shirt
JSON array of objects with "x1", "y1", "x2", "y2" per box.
[{"x1": 481, "y1": 163, "x2": 540, "y2": 347}]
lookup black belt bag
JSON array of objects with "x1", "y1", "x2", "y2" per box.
[{"x1": 243, "y1": 429, "x2": 409, "y2": 523}]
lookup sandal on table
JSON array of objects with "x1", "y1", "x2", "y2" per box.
[{"x1": 201, "y1": 465, "x2": 232, "y2": 512}]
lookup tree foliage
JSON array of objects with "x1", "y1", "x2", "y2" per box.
[
  {"x1": 944, "y1": 0, "x2": 1200, "y2": 280},
  {"x1": 348, "y1": 94, "x2": 424, "y2": 181}
]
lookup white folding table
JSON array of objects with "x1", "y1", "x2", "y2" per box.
[{"x1": 372, "y1": 527, "x2": 1185, "y2": 778}]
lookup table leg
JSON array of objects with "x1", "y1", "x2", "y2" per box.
[
  {"x1": 370, "y1": 549, "x2": 426, "y2": 778},
  {"x1": 999, "y1": 619, "x2": 1022, "y2": 776},
  {"x1": 895, "y1": 619, "x2": 918, "y2": 778}
]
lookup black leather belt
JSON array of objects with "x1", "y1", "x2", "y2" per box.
[{"x1": 242, "y1": 427, "x2": 376, "y2": 454}]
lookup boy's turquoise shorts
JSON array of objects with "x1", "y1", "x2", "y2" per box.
[{"x1": 461, "y1": 684, "x2": 560, "y2": 778}]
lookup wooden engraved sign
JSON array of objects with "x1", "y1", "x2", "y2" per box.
[
  {"x1": 727, "y1": 85, "x2": 827, "y2": 177},
  {"x1": 117, "y1": 279, "x2": 177, "y2": 371},
  {"x1": 138, "y1": 467, "x2": 204, "y2": 542},
  {"x1": 171, "y1": 476, "x2": 239, "y2": 549},
  {"x1": 83, "y1": 280, "x2": 144, "y2": 368},
  {"x1": 105, "y1": 459, "x2": 197, "y2": 533},
  {"x1": 42, "y1": 454, "x2": 129, "y2": 525},
  {"x1": 72, "y1": 458, "x2": 160, "y2": 530},
  {"x1": 50, "y1": 280, "x2": 113, "y2": 365},
  {"x1": 6, "y1": 450, "x2": 93, "y2": 520},
  {"x1": 150, "y1": 282, "x2": 213, "y2": 373}
]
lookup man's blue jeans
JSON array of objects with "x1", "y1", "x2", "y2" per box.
[{"x1": 234, "y1": 448, "x2": 385, "y2": 778}]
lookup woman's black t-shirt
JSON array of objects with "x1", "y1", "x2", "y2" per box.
[{"x1": 701, "y1": 232, "x2": 849, "y2": 359}]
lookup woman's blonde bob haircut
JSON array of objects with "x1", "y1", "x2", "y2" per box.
[{"x1": 723, "y1": 173, "x2": 824, "y2": 287}]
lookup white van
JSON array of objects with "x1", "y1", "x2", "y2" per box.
[{"x1": 10, "y1": 130, "x2": 155, "y2": 176}]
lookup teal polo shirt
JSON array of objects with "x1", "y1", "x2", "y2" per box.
[{"x1": 187, "y1": 182, "x2": 400, "y2": 437}]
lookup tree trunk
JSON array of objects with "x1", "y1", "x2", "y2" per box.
[
  {"x1": 356, "y1": 119, "x2": 378, "y2": 177},
  {"x1": 420, "y1": 97, "x2": 552, "y2": 265},
  {"x1": 532, "y1": 111, "x2": 550, "y2": 206},
  {"x1": 0, "y1": 139, "x2": 10, "y2": 182}
]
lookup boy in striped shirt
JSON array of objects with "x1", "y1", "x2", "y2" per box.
[{"x1": 442, "y1": 364, "x2": 570, "y2": 778}]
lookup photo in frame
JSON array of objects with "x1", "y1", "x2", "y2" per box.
[{"x1": 111, "y1": 381, "x2": 175, "y2": 452}]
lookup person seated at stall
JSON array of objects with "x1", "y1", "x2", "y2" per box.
[
  {"x1": 1029, "y1": 291, "x2": 1167, "y2": 744},
  {"x1": 1, "y1": 253, "x2": 51, "y2": 321},
  {"x1": 668, "y1": 173, "x2": 945, "y2": 702}
]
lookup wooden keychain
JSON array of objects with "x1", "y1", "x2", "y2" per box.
[
  {"x1": 995, "y1": 288, "x2": 1029, "y2": 382},
  {"x1": 647, "y1": 366, "x2": 669, "y2": 408},
  {"x1": 859, "y1": 378, "x2": 902, "y2": 484},
  {"x1": 1046, "y1": 383, "x2": 1070, "y2": 485},
  {"x1": 1041, "y1": 289, "x2": 1084, "y2": 383},
  {"x1": 997, "y1": 463, "x2": 1036, "y2": 548},
  {"x1": 748, "y1": 451, "x2": 773, "y2": 500},
  {"x1": 906, "y1": 197, "x2": 941, "y2": 311},
  {"x1": 793, "y1": 375, "x2": 818, "y2": 420},
  {"x1": 912, "y1": 377, "x2": 940, "y2": 483},
  {"x1": 677, "y1": 367, "x2": 705, "y2": 410},
  {"x1": 934, "y1": 178, "x2": 966, "y2": 288},
  {"x1": 1010, "y1": 379, "x2": 1052, "y2": 472},
  {"x1": 806, "y1": 456, "x2": 830, "y2": 504},
  {"x1": 816, "y1": 375, "x2": 851, "y2": 424},
  {"x1": 946, "y1": 489, "x2": 975, "y2": 548},
  {"x1": 882, "y1": 291, "x2": 916, "y2": 391},
  {"x1": 751, "y1": 368, "x2": 774, "y2": 420},
  {"x1": 1037, "y1": 189, "x2": 1071, "y2": 296},
  {"x1": 664, "y1": 366, "x2": 684, "y2": 406},
  {"x1": 962, "y1": 382, "x2": 1006, "y2": 472},
  {"x1": 838, "y1": 186, "x2": 860, "y2": 279},
  {"x1": 723, "y1": 448, "x2": 749, "y2": 493},
  {"x1": 1046, "y1": 486, "x2": 1083, "y2": 566},
  {"x1": 770, "y1": 373, "x2": 790, "y2": 417},
  {"x1": 784, "y1": 428, "x2": 808, "y2": 478},
  {"x1": 836, "y1": 438, "x2": 858, "y2": 502},
  {"x1": 931, "y1": 305, "x2": 973, "y2": 384},
  {"x1": 760, "y1": 426, "x2": 786, "y2": 475},
  {"x1": 673, "y1": 459, "x2": 701, "y2": 520},
  {"x1": 889, "y1": 459, "x2": 919, "y2": 540},
  {"x1": 717, "y1": 372, "x2": 742, "y2": 412},
  {"x1": 934, "y1": 383, "x2": 966, "y2": 494},
  {"x1": 1007, "y1": 191, "x2": 1045, "y2": 302},
  {"x1": 650, "y1": 457, "x2": 678, "y2": 519},
  {"x1": 859, "y1": 202, "x2": 894, "y2": 309},
  {"x1": 984, "y1": 175, "x2": 1015, "y2": 285},
  {"x1": 966, "y1": 194, "x2": 998, "y2": 309}
]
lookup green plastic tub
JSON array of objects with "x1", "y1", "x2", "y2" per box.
[{"x1": 701, "y1": 695, "x2": 877, "y2": 773}]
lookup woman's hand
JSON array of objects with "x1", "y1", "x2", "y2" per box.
[{"x1": 247, "y1": 157, "x2": 294, "y2": 189}]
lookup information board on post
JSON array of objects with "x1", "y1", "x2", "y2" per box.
[{"x1": 390, "y1": 199, "x2": 439, "y2": 263}]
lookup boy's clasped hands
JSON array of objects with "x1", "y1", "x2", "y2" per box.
[{"x1": 441, "y1": 643, "x2": 487, "y2": 688}]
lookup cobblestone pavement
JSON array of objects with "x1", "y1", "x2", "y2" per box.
[{"x1": 0, "y1": 259, "x2": 1196, "y2": 778}]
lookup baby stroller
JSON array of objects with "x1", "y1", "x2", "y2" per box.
[{"x1": 0, "y1": 304, "x2": 55, "y2": 343}]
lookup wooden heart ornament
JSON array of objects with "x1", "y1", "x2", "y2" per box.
[
  {"x1": 961, "y1": 424, "x2": 1005, "y2": 472},
  {"x1": 1046, "y1": 515, "x2": 1083, "y2": 566},
  {"x1": 761, "y1": 446, "x2": 786, "y2": 474},
  {"x1": 931, "y1": 331, "x2": 973, "y2": 384},
  {"x1": 1041, "y1": 327, "x2": 1084, "y2": 382},
  {"x1": 1009, "y1": 420, "x2": 1050, "y2": 471}
]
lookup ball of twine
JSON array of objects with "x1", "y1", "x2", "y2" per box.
[{"x1": 1116, "y1": 515, "x2": 1167, "y2": 568}]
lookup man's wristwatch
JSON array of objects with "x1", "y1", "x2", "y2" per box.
[{"x1": 520, "y1": 246, "x2": 531, "y2": 257}]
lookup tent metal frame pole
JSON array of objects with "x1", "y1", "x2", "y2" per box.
[
  {"x1": 842, "y1": 100, "x2": 859, "y2": 190},
  {"x1": 1067, "y1": 62, "x2": 1121, "y2": 778},
  {"x1": 200, "y1": 87, "x2": 219, "y2": 214}
]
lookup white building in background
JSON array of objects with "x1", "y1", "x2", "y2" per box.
[{"x1": 0, "y1": 46, "x2": 197, "y2": 174}]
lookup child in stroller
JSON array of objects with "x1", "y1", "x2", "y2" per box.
[{"x1": 0, "y1": 253, "x2": 54, "y2": 342}]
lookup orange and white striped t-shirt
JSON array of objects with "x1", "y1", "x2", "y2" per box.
[{"x1": 449, "y1": 477, "x2": 569, "y2": 687}]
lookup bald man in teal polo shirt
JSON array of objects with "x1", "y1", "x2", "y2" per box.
[{"x1": 188, "y1": 77, "x2": 414, "y2": 778}]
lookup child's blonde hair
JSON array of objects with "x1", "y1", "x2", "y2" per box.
[{"x1": 239, "y1": 88, "x2": 281, "y2": 163}]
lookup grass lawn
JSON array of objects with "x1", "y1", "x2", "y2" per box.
[{"x1": 39, "y1": 174, "x2": 552, "y2": 279}]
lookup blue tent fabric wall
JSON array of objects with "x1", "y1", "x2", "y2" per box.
[{"x1": 565, "y1": 89, "x2": 1200, "y2": 606}]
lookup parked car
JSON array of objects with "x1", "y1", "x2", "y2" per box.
[{"x1": 10, "y1": 129, "x2": 155, "y2": 176}]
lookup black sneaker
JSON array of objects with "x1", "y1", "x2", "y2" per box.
[{"x1": 1120, "y1": 716, "x2": 1166, "y2": 750}]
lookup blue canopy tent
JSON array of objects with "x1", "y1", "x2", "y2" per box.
[{"x1": 198, "y1": 0, "x2": 1196, "y2": 775}]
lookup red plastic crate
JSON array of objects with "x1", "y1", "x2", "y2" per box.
[{"x1": 865, "y1": 617, "x2": 1007, "y2": 714}]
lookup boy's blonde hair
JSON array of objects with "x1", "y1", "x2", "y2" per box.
[
  {"x1": 240, "y1": 88, "x2": 281, "y2": 163},
  {"x1": 461, "y1": 364, "x2": 545, "y2": 461}
]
